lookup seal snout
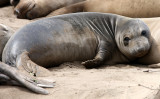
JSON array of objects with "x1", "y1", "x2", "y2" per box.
[
  {"x1": 13, "y1": 0, "x2": 36, "y2": 19},
  {"x1": 131, "y1": 36, "x2": 151, "y2": 57},
  {"x1": 134, "y1": 47, "x2": 149, "y2": 57}
]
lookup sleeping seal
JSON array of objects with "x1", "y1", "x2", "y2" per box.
[
  {"x1": 47, "y1": 0, "x2": 160, "y2": 18},
  {"x1": 11, "y1": 0, "x2": 85, "y2": 19}
]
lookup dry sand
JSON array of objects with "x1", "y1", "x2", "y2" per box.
[{"x1": 0, "y1": 6, "x2": 159, "y2": 99}]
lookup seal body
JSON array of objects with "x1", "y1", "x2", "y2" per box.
[
  {"x1": 2, "y1": 12, "x2": 152, "y2": 68},
  {"x1": 49, "y1": 0, "x2": 160, "y2": 18},
  {"x1": 11, "y1": 0, "x2": 85, "y2": 19}
]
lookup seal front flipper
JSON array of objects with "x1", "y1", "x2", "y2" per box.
[
  {"x1": 16, "y1": 51, "x2": 55, "y2": 88},
  {"x1": 82, "y1": 40, "x2": 113, "y2": 69}
]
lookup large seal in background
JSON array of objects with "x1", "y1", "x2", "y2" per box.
[
  {"x1": 11, "y1": 0, "x2": 85, "y2": 19},
  {"x1": 48, "y1": 0, "x2": 160, "y2": 18},
  {"x1": 138, "y1": 18, "x2": 160, "y2": 66},
  {"x1": 0, "y1": 12, "x2": 152, "y2": 94}
]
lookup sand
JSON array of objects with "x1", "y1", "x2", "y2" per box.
[{"x1": 0, "y1": 6, "x2": 159, "y2": 99}]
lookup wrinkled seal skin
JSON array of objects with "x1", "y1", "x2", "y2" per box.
[
  {"x1": 2, "y1": 12, "x2": 151, "y2": 67},
  {"x1": 48, "y1": 0, "x2": 160, "y2": 18},
  {"x1": 11, "y1": 0, "x2": 85, "y2": 19},
  {"x1": 0, "y1": 12, "x2": 152, "y2": 94}
]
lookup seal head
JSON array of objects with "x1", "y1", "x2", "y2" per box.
[
  {"x1": 115, "y1": 19, "x2": 152, "y2": 60},
  {"x1": 11, "y1": 0, "x2": 35, "y2": 18}
]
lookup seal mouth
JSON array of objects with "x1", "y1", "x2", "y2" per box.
[{"x1": 14, "y1": 0, "x2": 35, "y2": 19}]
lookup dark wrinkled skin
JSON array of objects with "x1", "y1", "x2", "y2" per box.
[
  {"x1": 11, "y1": 0, "x2": 85, "y2": 19},
  {"x1": 0, "y1": 13, "x2": 152, "y2": 94}
]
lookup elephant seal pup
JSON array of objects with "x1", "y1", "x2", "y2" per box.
[
  {"x1": 11, "y1": 0, "x2": 85, "y2": 19},
  {"x1": 48, "y1": 0, "x2": 160, "y2": 18},
  {"x1": 0, "y1": 12, "x2": 152, "y2": 94}
]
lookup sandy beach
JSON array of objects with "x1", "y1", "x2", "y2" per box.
[{"x1": 0, "y1": 6, "x2": 159, "y2": 99}]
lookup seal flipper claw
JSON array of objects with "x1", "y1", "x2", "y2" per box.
[{"x1": 36, "y1": 79, "x2": 55, "y2": 88}]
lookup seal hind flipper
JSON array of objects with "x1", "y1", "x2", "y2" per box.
[
  {"x1": 16, "y1": 51, "x2": 52, "y2": 77},
  {"x1": 0, "y1": 73, "x2": 21, "y2": 86},
  {"x1": 16, "y1": 51, "x2": 55, "y2": 87},
  {"x1": 0, "y1": 62, "x2": 49, "y2": 94}
]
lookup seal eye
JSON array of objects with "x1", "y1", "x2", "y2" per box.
[
  {"x1": 123, "y1": 37, "x2": 130, "y2": 46},
  {"x1": 141, "y1": 30, "x2": 147, "y2": 36}
]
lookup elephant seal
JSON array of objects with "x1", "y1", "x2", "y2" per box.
[
  {"x1": 0, "y1": 12, "x2": 152, "y2": 94},
  {"x1": 48, "y1": 0, "x2": 160, "y2": 18},
  {"x1": 11, "y1": 0, "x2": 85, "y2": 19}
]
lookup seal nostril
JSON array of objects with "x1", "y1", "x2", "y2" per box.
[{"x1": 141, "y1": 30, "x2": 147, "y2": 36}]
